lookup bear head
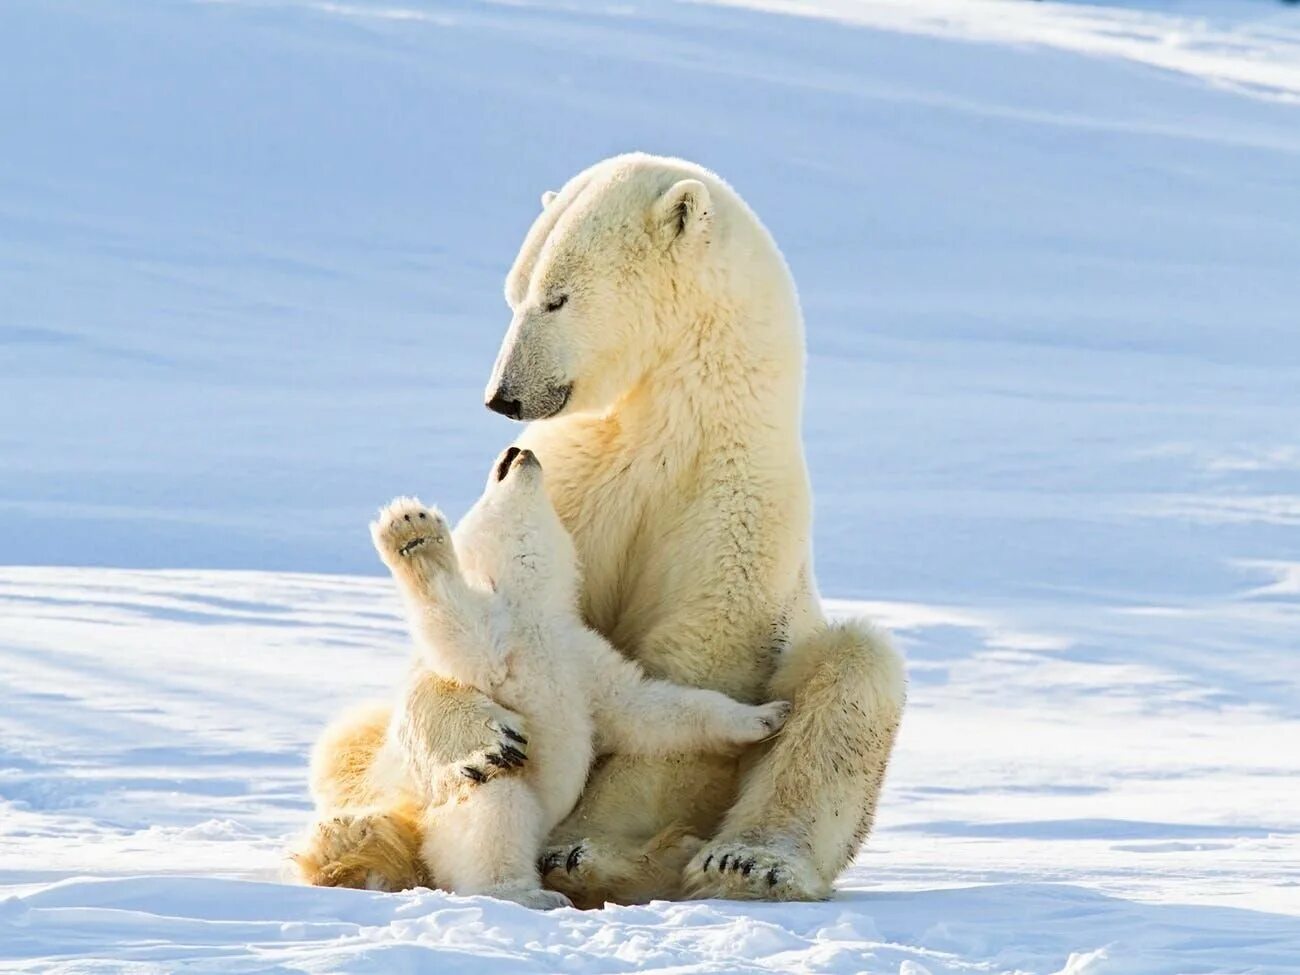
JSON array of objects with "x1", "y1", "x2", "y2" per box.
[
  {"x1": 485, "y1": 154, "x2": 723, "y2": 422},
  {"x1": 455, "y1": 446, "x2": 581, "y2": 604}
]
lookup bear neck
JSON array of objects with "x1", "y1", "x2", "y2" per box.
[{"x1": 621, "y1": 294, "x2": 806, "y2": 457}]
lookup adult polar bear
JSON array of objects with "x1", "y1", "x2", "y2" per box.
[{"x1": 321, "y1": 153, "x2": 904, "y2": 904}]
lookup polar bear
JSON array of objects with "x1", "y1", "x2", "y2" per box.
[
  {"x1": 306, "y1": 152, "x2": 905, "y2": 905},
  {"x1": 366, "y1": 447, "x2": 790, "y2": 908}
]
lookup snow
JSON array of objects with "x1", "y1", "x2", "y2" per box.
[{"x1": 2, "y1": 0, "x2": 1299, "y2": 972}]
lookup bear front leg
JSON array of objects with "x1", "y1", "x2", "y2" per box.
[
  {"x1": 372, "y1": 497, "x2": 508, "y2": 692},
  {"x1": 684, "y1": 619, "x2": 905, "y2": 901},
  {"x1": 588, "y1": 638, "x2": 791, "y2": 755},
  {"x1": 539, "y1": 824, "x2": 705, "y2": 909}
]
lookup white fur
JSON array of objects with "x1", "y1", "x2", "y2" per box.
[
  {"x1": 311, "y1": 153, "x2": 906, "y2": 907},
  {"x1": 489, "y1": 153, "x2": 906, "y2": 903},
  {"x1": 370, "y1": 449, "x2": 790, "y2": 908}
]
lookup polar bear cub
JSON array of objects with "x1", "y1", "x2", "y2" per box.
[{"x1": 371, "y1": 446, "x2": 791, "y2": 909}]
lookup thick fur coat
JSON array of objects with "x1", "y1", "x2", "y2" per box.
[
  {"x1": 363, "y1": 449, "x2": 788, "y2": 908},
  {"x1": 296, "y1": 153, "x2": 905, "y2": 905}
]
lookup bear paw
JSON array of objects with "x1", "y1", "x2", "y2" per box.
[
  {"x1": 289, "y1": 812, "x2": 428, "y2": 892},
  {"x1": 456, "y1": 705, "x2": 529, "y2": 786},
  {"x1": 538, "y1": 840, "x2": 589, "y2": 879},
  {"x1": 685, "y1": 835, "x2": 829, "y2": 902},
  {"x1": 370, "y1": 497, "x2": 451, "y2": 572},
  {"x1": 724, "y1": 700, "x2": 792, "y2": 745}
]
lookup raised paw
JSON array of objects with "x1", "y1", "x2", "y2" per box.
[
  {"x1": 684, "y1": 836, "x2": 829, "y2": 902},
  {"x1": 370, "y1": 496, "x2": 452, "y2": 571},
  {"x1": 457, "y1": 705, "x2": 529, "y2": 786}
]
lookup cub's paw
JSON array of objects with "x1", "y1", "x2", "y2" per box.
[
  {"x1": 289, "y1": 812, "x2": 428, "y2": 892},
  {"x1": 685, "y1": 835, "x2": 829, "y2": 902},
  {"x1": 725, "y1": 700, "x2": 792, "y2": 745},
  {"x1": 370, "y1": 496, "x2": 451, "y2": 571},
  {"x1": 456, "y1": 705, "x2": 529, "y2": 785}
]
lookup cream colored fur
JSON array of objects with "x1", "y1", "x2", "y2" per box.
[
  {"x1": 368, "y1": 448, "x2": 790, "y2": 909},
  {"x1": 286, "y1": 700, "x2": 431, "y2": 892},
  {"x1": 303, "y1": 152, "x2": 906, "y2": 905}
]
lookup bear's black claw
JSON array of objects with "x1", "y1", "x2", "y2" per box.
[{"x1": 565, "y1": 846, "x2": 583, "y2": 873}]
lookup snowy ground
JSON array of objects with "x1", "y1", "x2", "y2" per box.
[{"x1": 3, "y1": 0, "x2": 1299, "y2": 972}]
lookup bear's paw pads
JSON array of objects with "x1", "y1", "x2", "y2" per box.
[
  {"x1": 685, "y1": 839, "x2": 828, "y2": 902},
  {"x1": 371, "y1": 497, "x2": 447, "y2": 562}
]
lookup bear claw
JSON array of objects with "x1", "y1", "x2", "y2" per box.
[
  {"x1": 398, "y1": 536, "x2": 429, "y2": 557},
  {"x1": 566, "y1": 845, "x2": 584, "y2": 873},
  {"x1": 538, "y1": 842, "x2": 586, "y2": 877},
  {"x1": 686, "y1": 839, "x2": 827, "y2": 901}
]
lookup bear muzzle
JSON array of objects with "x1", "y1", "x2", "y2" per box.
[{"x1": 485, "y1": 381, "x2": 571, "y2": 422}]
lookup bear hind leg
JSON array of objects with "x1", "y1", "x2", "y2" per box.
[
  {"x1": 684, "y1": 619, "x2": 905, "y2": 901},
  {"x1": 423, "y1": 777, "x2": 572, "y2": 910}
]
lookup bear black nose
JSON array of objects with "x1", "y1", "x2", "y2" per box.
[
  {"x1": 496, "y1": 446, "x2": 521, "y2": 482},
  {"x1": 486, "y1": 392, "x2": 523, "y2": 420}
]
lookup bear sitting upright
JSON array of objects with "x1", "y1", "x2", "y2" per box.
[{"x1": 368, "y1": 446, "x2": 791, "y2": 909}]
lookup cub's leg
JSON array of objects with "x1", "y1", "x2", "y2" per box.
[
  {"x1": 307, "y1": 699, "x2": 395, "y2": 811},
  {"x1": 371, "y1": 496, "x2": 506, "y2": 690},
  {"x1": 423, "y1": 777, "x2": 572, "y2": 910},
  {"x1": 295, "y1": 677, "x2": 532, "y2": 893},
  {"x1": 293, "y1": 702, "x2": 431, "y2": 892},
  {"x1": 685, "y1": 619, "x2": 905, "y2": 901},
  {"x1": 588, "y1": 640, "x2": 790, "y2": 755}
]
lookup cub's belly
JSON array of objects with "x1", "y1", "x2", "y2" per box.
[{"x1": 495, "y1": 659, "x2": 596, "y2": 831}]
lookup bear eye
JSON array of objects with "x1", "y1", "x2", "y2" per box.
[{"x1": 543, "y1": 294, "x2": 568, "y2": 313}]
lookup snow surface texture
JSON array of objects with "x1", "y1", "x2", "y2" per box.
[{"x1": 2, "y1": 0, "x2": 1299, "y2": 972}]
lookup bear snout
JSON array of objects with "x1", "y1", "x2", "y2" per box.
[
  {"x1": 494, "y1": 447, "x2": 541, "y2": 483},
  {"x1": 496, "y1": 446, "x2": 522, "y2": 481},
  {"x1": 485, "y1": 380, "x2": 571, "y2": 422}
]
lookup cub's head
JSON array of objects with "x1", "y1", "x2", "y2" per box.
[
  {"x1": 485, "y1": 153, "x2": 723, "y2": 422},
  {"x1": 455, "y1": 447, "x2": 580, "y2": 600}
]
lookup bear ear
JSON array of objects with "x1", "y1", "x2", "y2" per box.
[
  {"x1": 652, "y1": 178, "x2": 711, "y2": 244},
  {"x1": 540, "y1": 190, "x2": 558, "y2": 208}
]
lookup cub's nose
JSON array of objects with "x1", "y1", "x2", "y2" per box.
[
  {"x1": 495, "y1": 446, "x2": 521, "y2": 482},
  {"x1": 486, "y1": 391, "x2": 523, "y2": 420}
]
